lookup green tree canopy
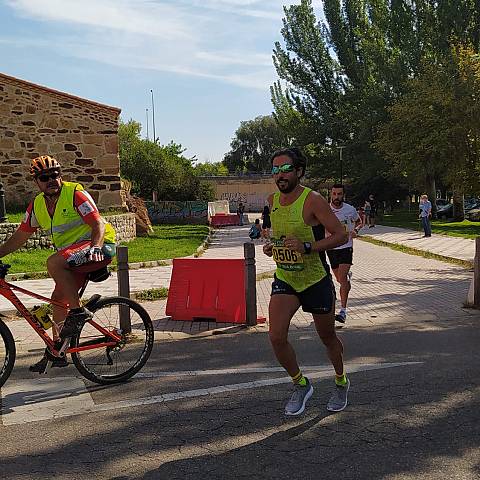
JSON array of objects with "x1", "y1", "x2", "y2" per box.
[
  {"x1": 270, "y1": 0, "x2": 480, "y2": 200},
  {"x1": 118, "y1": 119, "x2": 214, "y2": 201},
  {"x1": 223, "y1": 115, "x2": 289, "y2": 173}
]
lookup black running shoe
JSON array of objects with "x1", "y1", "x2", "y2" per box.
[
  {"x1": 29, "y1": 348, "x2": 68, "y2": 372},
  {"x1": 60, "y1": 307, "x2": 93, "y2": 339}
]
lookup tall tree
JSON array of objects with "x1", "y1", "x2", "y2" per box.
[
  {"x1": 271, "y1": 0, "x2": 480, "y2": 200},
  {"x1": 223, "y1": 115, "x2": 289, "y2": 173}
]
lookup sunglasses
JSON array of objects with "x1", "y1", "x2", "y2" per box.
[
  {"x1": 271, "y1": 164, "x2": 296, "y2": 175},
  {"x1": 37, "y1": 171, "x2": 61, "y2": 182}
]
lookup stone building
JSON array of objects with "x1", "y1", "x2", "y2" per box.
[{"x1": 0, "y1": 72, "x2": 123, "y2": 209}]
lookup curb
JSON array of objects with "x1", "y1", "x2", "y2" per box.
[{"x1": 193, "y1": 227, "x2": 215, "y2": 258}]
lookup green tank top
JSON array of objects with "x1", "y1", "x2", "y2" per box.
[{"x1": 271, "y1": 187, "x2": 327, "y2": 292}]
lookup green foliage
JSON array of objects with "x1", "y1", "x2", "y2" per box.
[
  {"x1": 118, "y1": 119, "x2": 205, "y2": 201},
  {"x1": 270, "y1": 0, "x2": 480, "y2": 202},
  {"x1": 193, "y1": 161, "x2": 229, "y2": 176},
  {"x1": 375, "y1": 44, "x2": 480, "y2": 197},
  {"x1": 134, "y1": 287, "x2": 169, "y2": 301},
  {"x1": 223, "y1": 115, "x2": 289, "y2": 173}
]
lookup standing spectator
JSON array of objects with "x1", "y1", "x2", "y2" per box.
[
  {"x1": 237, "y1": 202, "x2": 245, "y2": 226},
  {"x1": 419, "y1": 194, "x2": 432, "y2": 237},
  {"x1": 357, "y1": 205, "x2": 366, "y2": 227},
  {"x1": 364, "y1": 199, "x2": 372, "y2": 226},
  {"x1": 261, "y1": 204, "x2": 271, "y2": 240},
  {"x1": 368, "y1": 194, "x2": 377, "y2": 228}
]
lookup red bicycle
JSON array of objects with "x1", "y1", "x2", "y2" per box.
[{"x1": 0, "y1": 260, "x2": 154, "y2": 388}]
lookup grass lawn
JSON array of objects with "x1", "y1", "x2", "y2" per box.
[
  {"x1": 1, "y1": 224, "x2": 209, "y2": 274},
  {"x1": 379, "y1": 210, "x2": 480, "y2": 239},
  {"x1": 5, "y1": 212, "x2": 24, "y2": 223}
]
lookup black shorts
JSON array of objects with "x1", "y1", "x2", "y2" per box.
[
  {"x1": 327, "y1": 247, "x2": 353, "y2": 270},
  {"x1": 271, "y1": 275, "x2": 335, "y2": 315}
]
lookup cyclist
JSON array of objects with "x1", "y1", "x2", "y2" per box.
[{"x1": 0, "y1": 155, "x2": 116, "y2": 371}]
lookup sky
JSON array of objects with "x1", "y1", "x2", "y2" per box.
[{"x1": 0, "y1": 0, "x2": 323, "y2": 163}]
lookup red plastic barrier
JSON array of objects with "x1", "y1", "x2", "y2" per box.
[
  {"x1": 210, "y1": 214, "x2": 239, "y2": 227},
  {"x1": 166, "y1": 258, "x2": 247, "y2": 323}
]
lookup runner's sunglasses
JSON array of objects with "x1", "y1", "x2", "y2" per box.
[
  {"x1": 36, "y1": 171, "x2": 61, "y2": 182},
  {"x1": 271, "y1": 164, "x2": 296, "y2": 174}
]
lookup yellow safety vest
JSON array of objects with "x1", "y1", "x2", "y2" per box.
[{"x1": 33, "y1": 181, "x2": 116, "y2": 249}]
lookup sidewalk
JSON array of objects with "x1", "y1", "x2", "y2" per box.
[
  {"x1": 360, "y1": 224, "x2": 474, "y2": 262},
  {"x1": 3, "y1": 223, "x2": 477, "y2": 354}
]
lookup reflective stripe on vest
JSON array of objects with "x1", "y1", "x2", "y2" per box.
[{"x1": 33, "y1": 181, "x2": 116, "y2": 249}]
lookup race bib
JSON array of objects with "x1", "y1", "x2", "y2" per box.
[{"x1": 271, "y1": 240, "x2": 304, "y2": 271}]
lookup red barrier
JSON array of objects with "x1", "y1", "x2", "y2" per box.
[
  {"x1": 166, "y1": 258, "x2": 247, "y2": 323},
  {"x1": 210, "y1": 214, "x2": 239, "y2": 227}
]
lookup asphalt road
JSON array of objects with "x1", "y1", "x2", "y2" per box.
[{"x1": 1, "y1": 313, "x2": 480, "y2": 480}]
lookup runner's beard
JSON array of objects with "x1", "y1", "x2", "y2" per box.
[
  {"x1": 276, "y1": 177, "x2": 298, "y2": 194},
  {"x1": 332, "y1": 198, "x2": 343, "y2": 207}
]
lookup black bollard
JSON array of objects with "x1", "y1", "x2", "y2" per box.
[{"x1": 0, "y1": 183, "x2": 6, "y2": 223}]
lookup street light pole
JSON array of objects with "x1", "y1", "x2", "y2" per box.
[
  {"x1": 145, "y1": 108, "x2": 149, "y2": 141},
  {"x1": 337, "y1": 146, "x2": 344, "y2": 184},
  {"x1": 150, "y1": 89, "x2": 156, "y2": 143}
]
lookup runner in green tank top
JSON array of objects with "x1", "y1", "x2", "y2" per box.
[{"x1": 263, "y1": 148, "x2": 351, "y2": 415}]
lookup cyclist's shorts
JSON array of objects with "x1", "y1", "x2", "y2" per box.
[
  {"x1": 271, "y1": 274, "x2": 335, "y2": 315},
  {"x1": 59, "y1": 240, "x2": 117, "y2": 266}
]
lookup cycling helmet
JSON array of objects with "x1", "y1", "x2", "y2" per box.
[{"x1": 30, "y1": 155, "x2": 61, "y2": 177}]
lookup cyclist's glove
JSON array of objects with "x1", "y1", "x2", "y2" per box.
[{"x1": 86, "y1": 246, "x2": 104, "y2": 262}]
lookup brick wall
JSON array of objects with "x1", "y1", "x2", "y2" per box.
[{"x1": 0, "y1": 72, "x2": 124, "y2": 209}]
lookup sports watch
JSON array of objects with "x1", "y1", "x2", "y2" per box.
[{"x1": 303, "y1": 242, "x2": 312, "y2": 254}]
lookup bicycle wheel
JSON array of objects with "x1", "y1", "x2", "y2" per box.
[
  {"x1": 71, "y1": 296, "x2": 154, "y2": 385},
  {"x1": 0, "y1": 319, "x2": 16, "y2": 389}
]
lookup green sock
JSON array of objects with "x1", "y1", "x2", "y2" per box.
[
  {"x1": 292, "y1": 371, "x2": 307, "y2": 386},
  {"x1": 335, "y1": 373, "x2": 347, "y2": 386}
]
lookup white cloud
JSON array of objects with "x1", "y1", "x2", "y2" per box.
[{"x1": 4, "y1": 0, "x2": 321, "y2": 89}]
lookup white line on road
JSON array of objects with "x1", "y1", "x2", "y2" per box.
[
  {"x1": 1, "y1": 362, "x2": 421, "y2": 426},
  {"x1": 136, "y1": 365, "x2": 340, "y2": 377}
]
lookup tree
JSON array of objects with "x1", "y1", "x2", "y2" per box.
[
  {"x1": 271, "y1": 0, "x2": 480, "y2": 202},
  {"x1": 223, "y1": 115, "x2": 289, "y2": 173},
  {"x1": 118, "y1": 119, "x2": 211, "y2": 201},
  {"x1": 193, "y1": 161, "x2": 229, "y2": 177},
  {"x1": 374, "y1": 44, "x2": 480, "y2": 218}
]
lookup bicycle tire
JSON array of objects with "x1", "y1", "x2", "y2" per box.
[
  {"x1": 0, "y1": 319, "x2": 16, "y2": 389},
  {"x1": 71, "y1": 296, "x2": 154, "y2": 385}
]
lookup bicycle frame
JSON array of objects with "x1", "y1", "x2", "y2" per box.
[{"x1": 0, "y1": 277, "x2": 122, "y2": 356}]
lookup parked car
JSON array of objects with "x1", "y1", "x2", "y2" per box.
[
  {"x1": 464, "y1": 198, "x2": 480, "y2": 212},
  {"x1": 466, "y1": 208, "x2": 480, "y2": 221},
  {"x1": 435, "y1": 199, "x2": 450, "y2": 207},
  {"x1": 436, "y1": 203, "x2": 453, "y2": 219}
]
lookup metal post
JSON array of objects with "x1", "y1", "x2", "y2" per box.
[
  {"x1": 145, "y1": 108, "x2": 149, "y2": 141},
  {"x1": 0, "y1": 183, "x2": 7, "y2": 223},
  {"x1": 150, "y1": 89, "x2": 156, "y2": 144},
  {"x1": 117, "y1": 246, "x2": 131, "y2": 333},
  {"x1": 474, "y1": 238, "x2": 480, "y2": 307},
  {"x1": 244, "y1": 242, "x2": 257, "y2": 326},
  {"x1": 336, "y1": 146, "x2": 344, "y2": 184}
]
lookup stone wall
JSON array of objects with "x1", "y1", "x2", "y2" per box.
[
  {"x1": 0, "y1": 72, "x2": 124, "y2": 209},
  {"x1": 0, "y1": 213, "x2": 136, "y2": 251},
  {"x1": 146, "y1": 201, "x2": 208, "y2": 224}
]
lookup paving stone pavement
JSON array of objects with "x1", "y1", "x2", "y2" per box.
[
  {"x1": 362, "y1": 224, "x2": 475, "y2": 261},
  {"x1": 2, "y1": 224, "x2": 478, "y2": 355}
]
